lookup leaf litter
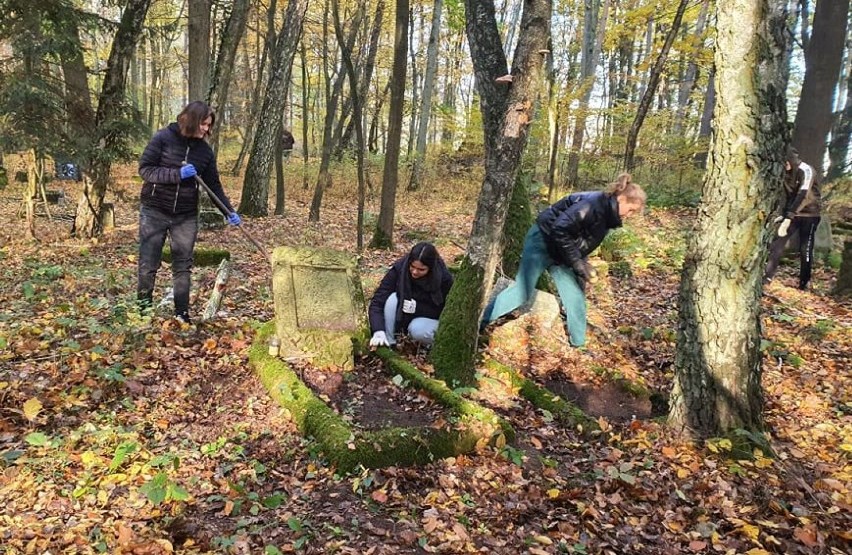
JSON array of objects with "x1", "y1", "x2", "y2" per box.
[{"x1": 0, "y1": 165, "x2": 849, "y2": 554}]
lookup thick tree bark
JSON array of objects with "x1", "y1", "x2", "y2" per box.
[
  {"x1": 72, "y1": 0, "x2": 152, "y2": 238},
  {"x1": 792, "y1": 0, "x2": 850, "y2": 174},
  {"x1": 669, "y1": 0, "x2": 789, "y2": 439},
  {"x1": 207, "y1": 0, "x2": 251, "y2": 152},
  {"x1": 431, "y1": 0, "x2": 551, "y2": 386},
  {"x1": 239, "y1": 0, "x2": 308, "y2": 216},
  {"x1": 188, "y1": 0, "x2": 211, "y2": 101},
  {"x1": 369, "y1": 0, "x2": 410, "y2": 247},
  {"x1": 408, "y1": 0, "x2": 444, "y2": 191}
]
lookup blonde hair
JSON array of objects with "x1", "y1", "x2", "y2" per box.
[{"x1": 607, "y1": 173, "x2": 646, "y2": 206}]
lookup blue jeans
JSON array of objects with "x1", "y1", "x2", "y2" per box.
[
  {"x1": 137, "y1": 205, "x2": 199, "y2": 317},
  {"x1": 383, "y1": 293, "x2": 440, "y2": 345},
  {"x1": 481, "y1": 224, "x2": 587, "y2": 346}
]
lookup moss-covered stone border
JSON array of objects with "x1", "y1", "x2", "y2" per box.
[
  {"x1": 374, "y1": 348, "x2": 515, "y2": 442},
  {"x1": 251, "y1": 322, "x2": 511, "y2": 472},
  {"x1": 162, "y1": 246, "x2": 231, "y2": 267},
  {"x1": 484, "y1": 359, "x2": 599, "y2": 433}
]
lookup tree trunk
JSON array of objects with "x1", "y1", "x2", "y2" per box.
[
  {"x1": 564, "y1": 0, "x2": 608, "y2": 187},
  {"x1": 693, "y1": 65, "x2": 716, "y2": 168},
  {"x1": 333, "y1": 0, "x2": 368, "y2": 250},
  {"x1": 408, "y1": 0, "x2": 444, "y2": 191},
  {"x1": 441, "y1": 30, "x2": 464, "y2": 146},
  {"x1": 239, "y1": 0, "x2": 308, "y2": 216},
  {"x1": 407, "y1": 6, "x2": 421, "y2": 156},
  {"x1": 623, "y1": 0, "x2": 689, "y2": 172},
  {"x1": 59, "y1": 19, "x2": 95, "y2": 142},
  {"x1": 300, "y1": 41, "x2": 311, "y2": 190},
  {"x1": 827, "y1": 33, "x2": 852, "y2": 180},
  {"x1": 208, "y1": 0, "x2": 251, "y2": 152},
  {"x1": 792, "y1": 0, "x2": 850, "y2": 174},
  {"x1": 309, "y1": 6, "x2": 362, "y2": 221},
  {"x1": 669, "y1": 0, "x2": 789, "y2": 439},
  {"x1": 369, "y1": 80, "x2": 391, "y2": 153},
  {"x1": 231, "y1": 0, "x2": 277, "y2": 176},
  {"x1": 673, "y1": 0, "x2": 710, "y2": 135},
  {"x1": 834, "y1": 239, "x2": 852, "y2": 296},
  {"x1": 431, "y1": 0, "x2": 551, "y2": 386},
  {"x1": 188, "y1": 0, "x2": 211, "y2": 101},
  {"x1": 72, "y1": 0, "x2": 152, "y2": 238},
  {"x1": 370, "y1": 0, "x2": 410, "y2": 247}
]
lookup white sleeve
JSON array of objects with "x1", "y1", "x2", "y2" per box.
[{"x1": 798, "y1": 162, "x2": 814, "y2": 190}]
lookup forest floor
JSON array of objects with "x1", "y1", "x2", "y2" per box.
[{"x1": 0, "y1": 160, "x2": 850, "y2": 555}]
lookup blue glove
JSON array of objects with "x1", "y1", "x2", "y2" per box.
[
  {"x1": 227, "y1": 212, "x2": 241, "y2": 226},
  {"x1": 180, "y1": 164, "x2": 197, "y2": 180}
]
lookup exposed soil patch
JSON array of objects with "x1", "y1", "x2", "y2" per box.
[
  {"x1": 544, "y1": 377, "x2": 653, "y2": 423},
  {"x1": 298, "y1": 356, "x2": 451, "y2": 431}
]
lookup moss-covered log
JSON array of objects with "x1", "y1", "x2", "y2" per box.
[
  {"x1": 484, "y1": 359, "x2": 598, "y2": 433},
  {"x1": 251, "y1": 322, "x2": 509, "y2": 471},
  {"x1": 162, "y1": 246, "x2": 231, "y2": 267}
]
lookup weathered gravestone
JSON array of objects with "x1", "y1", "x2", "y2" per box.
[{"x1": 271, "y1": 246, "x2": 368, "y2": 371}]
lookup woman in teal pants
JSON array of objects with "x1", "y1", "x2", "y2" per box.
[{"x1": 482, "y1": 173, "x2": 646, "y2": 346}]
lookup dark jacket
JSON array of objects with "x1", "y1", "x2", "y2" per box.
[
  {"x1": 536, "y1": 191, "x2": 622, "y2": 267},
  {"x1": 369, "y1": 257, "x2": 454, "y2": 335},
  {"x1": 783, "y1": 160, "x2": 820, "y2": 218},
  {"x1": 139, "y1": 123, "x2": 234, "y2": 215}
]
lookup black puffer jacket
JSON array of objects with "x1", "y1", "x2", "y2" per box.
[
  {"x1": 536, "y1": 191, "x2": 622, "y2": 267},
  {"x1": 368, "y1": 257, "x2": 454, "y2": 335},
  {"x1": 139, "y1": 123, "x2": 234, "y2": 215}
]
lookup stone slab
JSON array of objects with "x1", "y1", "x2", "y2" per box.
[{"x1": 271, "y1": 246, "x2": 368, "y2": 371}]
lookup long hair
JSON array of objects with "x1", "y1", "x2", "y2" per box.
[
  {"x1": 177, "y1": 101, "x2": 215, "y2": 138},
  {"x1": 393, "y1": 242, "x2": 448, "y2": 329},
  {"x1": 606, "y1": 173, "x2": 646, "y2": 207}
]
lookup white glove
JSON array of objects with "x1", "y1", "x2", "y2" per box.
[
  {"x1": 773, "y1": 215, "x2": 785, "y2": 224},
  {"x1": 777, "y1": 218, "x2": 791, "y2": 237},
  {"x1": 402, "y1": 299, "x2": 416, "y2": 314},
  {"x1": 369, "y1": 331, "x2": 390, "y2": 348}
]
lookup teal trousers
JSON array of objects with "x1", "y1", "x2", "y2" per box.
[{"x1": 481, "y1": 224, "x2": 587, "y2": 346}]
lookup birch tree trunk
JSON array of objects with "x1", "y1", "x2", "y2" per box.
[
  {"x1": 239, "y1": 0, "x2": 308, "y2": 216},
  {"x1": 431, "y1": 0, "x2": 551, "y2": 386},
  {"x1": 669, "y1": 0, "x2": 789, "y2": 439},
  {"x1": 408, "y1": 0, "x2": 444, "y2": 191},
  {"x1": 564, "y1": 0, "x2": 608, "y2": 187},
  {"x1": 370, "y1": 0, "x2": 410, "y2": 247}
]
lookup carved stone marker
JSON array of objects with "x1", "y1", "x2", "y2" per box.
[{"x1": 271, "y1": 246, "x2": 367, "y2": 371}]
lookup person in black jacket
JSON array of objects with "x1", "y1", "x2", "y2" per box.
[
  {"x1": 368, "y1": 242, "x2": 454, "y2": 348},
  {"x1": 137, "y1": 101, "x2": 241, "y2": 323},
  {"x1": 481, "y1": 173, "x2": 646, "y2": 346},
  {"x1": 764, "y1": 147, "x2": 821, "y2": 290}
]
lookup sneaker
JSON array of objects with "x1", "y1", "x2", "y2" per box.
[{"x1": 175, "y1": 312, "x2": 193, "y2": 325}]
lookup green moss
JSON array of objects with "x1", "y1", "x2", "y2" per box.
[
  {"x1": 162, "y1": 246, "x2": 231, "y2": 267},
  {"x1": 484, "y1": 359, "x2": 598, "y2": 432},
  {"x1": 376, "y1": 348, "x2": 514, "y2": 442},
  {"x1": 251, "y1": 322, "x2": 508, "y2": 471},
  {"x1": 369, "y1": 226, "x2": 392, "y2": 249},
  {"x1": 431, "y1": 256, "x2": 486, "y2": 388},
  {"x1": 501, "y1": 172, "x2": 554, "y2": 293}
]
